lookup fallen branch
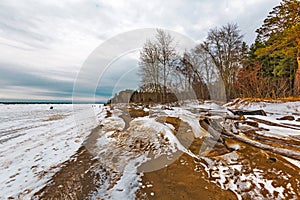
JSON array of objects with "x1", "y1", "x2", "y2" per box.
[
  {"x1": 228, "y1": 108, "x2": 267, "y2": 116},
  {"x1": 248, "y1": 117, "x2": 300, "y2": 130},
  {"x1": 200, "y1": 117, "x2": 300, "y2": 161}
]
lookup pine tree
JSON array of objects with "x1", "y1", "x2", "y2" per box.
[{"x1": 255, "y1": 0, "x2": 300, "y2": 95}]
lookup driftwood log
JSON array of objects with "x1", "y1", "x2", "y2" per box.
[
  {"x1": 200, "y1": 117, "x2": 300, "y2": 161},
  {"x1": 228, "y1": 108, "x2": 267, "y2": 116},
  {"x1": 199, "y1": 118, "x2": 224, "y2": 143},
  {"x1": 225, "y1": 115, "x2": 246, "y2": 121}
]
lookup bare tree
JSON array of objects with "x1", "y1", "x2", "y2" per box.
[
  {"x1": 178, "y1": 52, "x2": 210, "y2": 99},
  {"x1": 201, "y1": 23, "x2": 247, "y2": 100},
  {"x1": 194, "y1": 46, "x2": 218, "y2": 85},
  {"x1": 139, "y1": 29, "x2": 178, "y2": 102},
  {"x1": 156, "y1": 30, "x2": 178, "y2": 101},
  {"x1": 139, "y1": 40, "x2": 161, "y2": 93}
]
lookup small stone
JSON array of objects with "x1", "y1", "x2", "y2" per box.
[{"x1": 268, "y1": 157, "x2": 277, "y2": 163}]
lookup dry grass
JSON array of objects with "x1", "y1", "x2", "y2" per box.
[
  {"x1": 227, "y1": 97, "x2": 300, "y2": 107},
  {"x1": 239, "y1": 96, "x2": 300, "y2": 102},
  {"x1": 276, "y1": 96, "x2": 300, "y2": 102}
]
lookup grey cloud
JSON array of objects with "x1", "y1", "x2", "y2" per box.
[
  {"x1": 0, "y1": 0, "x2": 282, "y2": 101},
  {"x1": 0, "y1": 63, "x2": 74, "y2": 97},
  {"x1": 0, "y1": 2, "x2": 53, "y2": 49}
]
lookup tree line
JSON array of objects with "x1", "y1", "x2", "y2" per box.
[{"x1": 135, "y1": 0, "x2": 299, "y2": 102}]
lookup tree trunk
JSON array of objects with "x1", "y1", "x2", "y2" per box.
[
  {"x1": 163, "y1": 63, "x2": 166, "y2": 103},
  {"x1": 294, "y1": 51, "x2": 300, "y2": 96}
]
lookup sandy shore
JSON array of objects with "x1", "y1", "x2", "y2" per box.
[{"x1": 31, "y1": 101, "x2": 300, "y2": 199}]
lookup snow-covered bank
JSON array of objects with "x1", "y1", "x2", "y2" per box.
[
  {"x1": 89, "y1": 100, "x2": 300, "y2": 199},
  {"x1": 1, "y1": 99, "x2": 300, "y2": 199},
  {"x1": 227, "y1": 98, "x2": 300, "y2": 115},
  {"x1": 0, "y1": 104, "x2": 105, "y2": 199}
]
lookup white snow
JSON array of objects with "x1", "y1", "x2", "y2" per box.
[
  {"x1": 1, "y1": 99, "x2": 300, "y2": 199},
  {"x1": 283, "y1": 156, "x2": 300, "y2": 169},
  {"x1": 256, "y1": 120, "x2": 300, "y2": 137},
  {"x1": 227, "y1": 100, "x2": 300, "y2": 138},
  {"x1": 91, "y1": 115, "x2": 199, "y2": 199},
  {"x1": 0, "y1": 104, "x2": 105, "y2": 199},
  {"x1": 101, "y1": 116, "x2": 126, "y2": 132},
  {"x1": 163, "y1": 107, "x2": 207, "y2": 138},
  {"x1": 229, "y1": 99, "x2": 300, "y2": 116},
  {"x1": 108, "y1": 156, "x2": 144, "y2": 200}
]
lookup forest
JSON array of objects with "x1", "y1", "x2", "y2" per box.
[{"x1": 111, "y1": 0, "x2": 299, "y2": 104}]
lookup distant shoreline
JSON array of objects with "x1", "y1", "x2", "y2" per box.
[{"x1": 0, "y1": 101, "x2": 105, "y2": 104}]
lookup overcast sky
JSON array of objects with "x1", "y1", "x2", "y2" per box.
[{"x1": 0, "y1": 0, "x2": 281, "y2": 102}]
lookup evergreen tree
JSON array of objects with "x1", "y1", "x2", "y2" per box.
[{"x1": 255, "y1": 0, "x2": 300, "y2": 95}]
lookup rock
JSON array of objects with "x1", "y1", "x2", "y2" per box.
[
  {"x1": 297, "y1": 118, "x2": 300, "y2": 122},
  {"x1": 49, "y1": 106, "x2": 53, "y2": 110},
  {"x1": 276, "y1": 116, "x2": 295, "y2": 121}
]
